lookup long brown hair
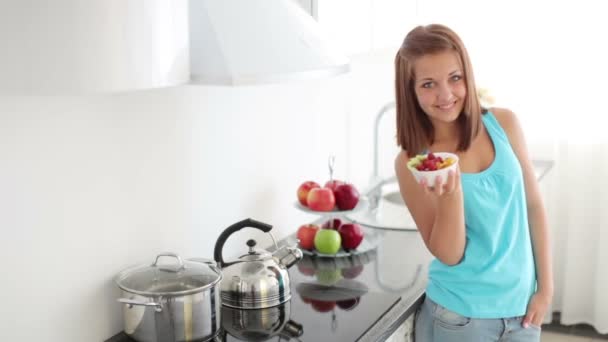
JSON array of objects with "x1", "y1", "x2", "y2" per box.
[{"x1": 395, "y1": 24, "x2": 483, "y2": 155}]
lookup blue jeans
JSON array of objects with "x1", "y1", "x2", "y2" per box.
[{"x1": 415, "y1": 296, "x2": 541, "y2": 342}]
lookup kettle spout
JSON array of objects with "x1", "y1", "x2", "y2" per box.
[{"x1": 273, "y1": 246, "x2": 303, "y2": 269}]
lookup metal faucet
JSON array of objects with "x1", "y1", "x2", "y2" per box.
[
  {"x1": 366, "y1": 101, "x2": 397, "y2": 211},
  {"x1": 372, "y1": 101, "x2": 396, "y2": 180}
]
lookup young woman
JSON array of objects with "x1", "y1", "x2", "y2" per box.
[{"x1": 394, "y1": 24, "x2": 553, "y2": 341}]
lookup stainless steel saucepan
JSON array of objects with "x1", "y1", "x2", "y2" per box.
[{"x1": 115, "y1": 253, "x2": 222, "y2": 342}]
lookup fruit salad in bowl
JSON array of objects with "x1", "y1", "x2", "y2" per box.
[{"x1": 407, "y1": 152, "x2": 459, "y2": 186}]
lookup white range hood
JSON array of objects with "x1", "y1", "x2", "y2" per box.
[
  {"x1": 0, "y1": 0, "x2": 349, "y2": 94},
  {"x1": 188, "y1": 0, "x2": 350, "y2": 85}
]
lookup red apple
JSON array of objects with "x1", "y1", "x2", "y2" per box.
[
  {"x1": 300, "y1": 294, "x2": 312, "y2": 304},
  {"x1": 324, "y1": 179, "x2": 345, "y2": 192},
  {"x1": 338, "y1": 223, "x2": 364, "y2": 250},
  {"x1": 334, "y1": 183, "x2": 360, "y2": 210},
  {"x1": 341, "y1": 264, "x2": 364, "y2": 279},
  {"x1": 297, "y1": 224, "x2": 319, "y2": 250},
  {"x1": 321, "y1": 218, "x2": 342, "y2": 230},
  {"x1": 336, "y1": 297, "x2": 360, "y2": 311},
  {"x1": 310, "y1": 299, "x2": 336, "y2": 313},
  {"x1": 297, "y1": 181, "x2": 320, "y2": 206},
  {"x1": 307, "y1": 188, "x2": 335, "y2": 212},
  {"x1": 297, "y1": 263, "x2": 316, "y2": 277}
]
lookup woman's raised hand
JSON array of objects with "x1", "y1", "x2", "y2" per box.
[{"x1": 420, "y1": 167, "x2": 461, "y2": 197}]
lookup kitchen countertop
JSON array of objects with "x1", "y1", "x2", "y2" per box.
[
  {"x1": 283, "y1": 226, "x2": 433, "y2": 342},
  {"x1": 106, "y1": 227, "x2": 432, "y2": 342}
]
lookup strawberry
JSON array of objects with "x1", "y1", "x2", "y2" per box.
[{"x1": 423, "y1": 159, "x2": 435, "y2": 169}]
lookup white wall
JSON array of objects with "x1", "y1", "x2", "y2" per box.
[
  {"x1": 0, "y1": 73, "x2": 366, "y2": 340},
  {"x1": 0, "y1": 19, "x2": 573, "y2": 341},
  {"x1": 3, "y1": 1, "x2": 595, "y2": 340}
]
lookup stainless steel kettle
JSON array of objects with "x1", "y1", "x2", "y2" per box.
[{"x1": 213, "y1": 218, "x2": 303, "y2": 309}]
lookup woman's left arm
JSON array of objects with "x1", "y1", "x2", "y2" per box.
[{"x1": 493, "y1": 108, "x2": 554, "y2": 327}]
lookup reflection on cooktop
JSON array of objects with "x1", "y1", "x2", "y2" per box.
[
  {"x1": 110, "y1": 291, "x2": 400, "y2": 342},
  {"x1": 218, "y1": 244, "x2": 402, "y2": 341},
  {"x1": 222, "y1": 290, "x2": 401, "y2": 342}
]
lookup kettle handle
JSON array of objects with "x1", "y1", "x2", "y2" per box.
[{"x1": 213, "y1": 218, "x2": 273, "y2": 267}]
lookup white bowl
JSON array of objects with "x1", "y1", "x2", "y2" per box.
[{"x1": 407, "y1": 152, "x2": 459, "y2": 187}]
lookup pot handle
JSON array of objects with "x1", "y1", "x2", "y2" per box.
[
  {"x1": 214, "y1": 218, "x2": 273, "y2": 267},
  {"x1": 152, "y1": 252, "x2": 185, "y2": 272},
  {"x1": 118, "y1": 298, "x2": 163, "y2": 312}
]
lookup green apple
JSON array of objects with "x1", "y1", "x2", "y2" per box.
[
  {"x1": 316, "y1": 269, "x2": 343, "y2": 286},
  {"x1": 314, "y1": 229, "x2": 341, "y2": 255}
]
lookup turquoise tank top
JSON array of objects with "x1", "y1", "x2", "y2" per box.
[{"x1": 425, "y1": 111, "x2": 536, "y2": 318}]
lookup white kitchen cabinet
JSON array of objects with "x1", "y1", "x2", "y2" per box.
[
  {"x1": 0, "y1": 0, "x2": 189, "y2": 94},
  {"x1": 385, "y1": 314, "x2": 415, "y2": 342}
]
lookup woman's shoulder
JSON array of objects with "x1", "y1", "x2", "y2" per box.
[
  {"x1": 487, "y1": 107, "x2": 521, "y2": 133},
  {"x1": 488, "y1": 107, "x2": 517, "y2": 124},
  {"x1": 394, "y1": 150, "x2": 414, "y2": 176},
  {"x1": 487, "y1": 107, "x2": 525, "y2": 144},
  {"x1": 394, "y1": 150, "x2": 419, "y2": 189},
  {"x1": 395, "y1": 150, "x2": 409, "y2": 168}
]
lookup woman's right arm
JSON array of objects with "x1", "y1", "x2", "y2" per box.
[{"x1": 394, "y1": 151, "x2": 466, "y2": 265}]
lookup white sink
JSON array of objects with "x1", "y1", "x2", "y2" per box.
[
  {"x1": 383, "y1": 191, "x2": 405, "y2": 205},
  {"x1": 347, "y1": 183, "x2": 417, "y2": 231}
]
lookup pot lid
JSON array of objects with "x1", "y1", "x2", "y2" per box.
[{"x1": 115, "y1": 253, "x2": 222, "y2": 296}]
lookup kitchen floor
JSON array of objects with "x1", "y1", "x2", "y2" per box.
[
  {"x1": 541, "y1": 314, "x2": 608, "y2": 341},
  {"x1": 542, "y1": 331, "x2": 607, "y2": 341}
]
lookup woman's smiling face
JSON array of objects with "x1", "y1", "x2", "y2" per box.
[{"x1": 413, "y1": 50, "x2": 466, "y2": 125}]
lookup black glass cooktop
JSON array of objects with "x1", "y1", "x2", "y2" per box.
[
  {"x1": 224, "y1": 288, "x2": 400, "y2": 342},
  {"x1": 107, "y1": 250, "x2": 402, "y2": 342}
]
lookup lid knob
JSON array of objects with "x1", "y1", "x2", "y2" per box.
[{"x1": 246, "y1": 239, "x2": 257, "y2": 253}]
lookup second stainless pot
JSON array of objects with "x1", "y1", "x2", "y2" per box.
[{"x1": 116, "y1": 253, "x2": 222, "y2": 342}]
